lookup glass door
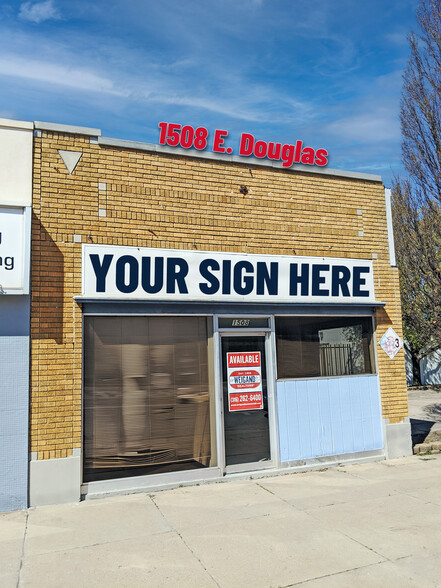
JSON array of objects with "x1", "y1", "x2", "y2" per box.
[{"x1": 221, "y1": 335, "x2": 271, "y2": 472}]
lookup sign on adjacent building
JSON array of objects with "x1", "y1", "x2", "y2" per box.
[
  {"x1": 0, "y1": 206, "x2": 31, "y2": 294},
  {"x1": 82, "y1": 245, "x2": 376, "y2": 304}
]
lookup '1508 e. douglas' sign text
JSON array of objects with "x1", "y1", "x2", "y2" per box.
[{"x1": 158, "y1": 122, "x2": 328, "y2": 168}]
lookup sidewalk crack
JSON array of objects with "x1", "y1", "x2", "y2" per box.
[
  {"x1": 255, "y1": 481, "x2": 302, "y2": 512},
  {"x1": 303, "y1": 507, "x2": 390, "y2": 562},
  {"x1": 150, "y1": 494, "x2": 222, "y2": 588},
  {"x1": 279, "y1": 559, "x2": 391, "y2": 587},
  {"x1": 255, "y1": 482, "x2": 275, "y2": 495},
  {"x1": 16, "y1": 510, "x2": 29, "y2": 588}
]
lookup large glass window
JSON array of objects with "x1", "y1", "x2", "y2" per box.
[
  {"x1": 275, "y1": 316, "x2": 375, "y2": 379},
  {"x1": 84, "y1": 316, "x2": 215, "y2": 482}
]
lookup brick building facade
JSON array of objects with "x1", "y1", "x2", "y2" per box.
[{"x1": 19, "y1": 120, "x2": 412, "y2": 505}]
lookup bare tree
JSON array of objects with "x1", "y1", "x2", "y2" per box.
[
  {"x1": 401, "y1": 0, "x2": 441, "y2": 204},
  {"x1": 393, "y1": 0, "x2": 441, "y2": 379},
  {"x1": 393, "y1": 181, "x2": 441, "y2": 377}
]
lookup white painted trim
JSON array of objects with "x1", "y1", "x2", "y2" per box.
[
  {"x1": 34, "y1": 121, "x2": 101, "y2": 137},
  {"x1": 0, "y1": 201, "x2": 30, "y2": 208},
  {"x1": 266, "y1": 323, "x2": 280, "y2": 468},
  {"x1": 213, "y1": 317, "x2": 225, "y2": 473},
  {"x1": 280, "y1": 449, "x2": 385, "y2": 469},
  {"x1": 385, "y1": 188, "x2": 396, "y2": 266},
  {"x1": 83, "y1": 467, "x2": 222, "y2": 498},
  {"x1": 0, "y1": 118, "x2": 33, "y2": 131},
  {"x1": 22, "y1": 206, "x2": 31, "y2": 294},
  {"x1": 225, "y1": 460, "x2": 273, "y2": 474}
]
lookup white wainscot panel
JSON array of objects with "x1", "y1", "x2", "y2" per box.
[{"x1": 277, "y1": 375, "x2": 383, "y2": 462}]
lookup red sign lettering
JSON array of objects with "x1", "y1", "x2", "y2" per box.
[{"x1": 158, "y1": 122, "x2": 328, "y2": 167}]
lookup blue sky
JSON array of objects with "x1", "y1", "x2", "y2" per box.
[{"x1": 0, "y1": 0, "x2": 419, "y2": 185}]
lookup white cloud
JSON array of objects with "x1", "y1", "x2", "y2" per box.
[
  {"x1": 19, "y1": 0, "x2": 60, "y2": 24},
  {"x1": 326, "y1": 108, "x2": 400, "y2": 143},
  {"x1": 0, "y1": 55, "x2": 127, "y2": 95},
  {"x1": 386, "y1": 32, "x2": 409, "y2": 46},
  {"x1": 0, "y1": 39, "x2": 315, "y2": 124},
  {"x1": 0, "y1": 110, "x2": 16, "y2": 119},
  {"x1": 324, "y1": 70, "x2": 403, "y2": 144}
]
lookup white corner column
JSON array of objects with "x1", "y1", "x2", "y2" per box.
[
  {"x1": 29, "y1": 450, "x2": 82, "y2": 506},
  {"x1": 383, "y1": 418, "x2": 412, "y2": 459}
]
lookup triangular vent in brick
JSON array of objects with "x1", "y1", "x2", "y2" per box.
[{"x1": 58, "y1": 150, "x2": 82, "y2": 174}]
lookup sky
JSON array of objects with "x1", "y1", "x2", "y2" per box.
[{"x1": 0, "y1": 0, "x2": 421, "y2": 185}]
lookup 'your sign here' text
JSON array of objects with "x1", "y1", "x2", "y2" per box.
[{"x1": 82, "y1": 246, "x2": 375, "y2": 304}]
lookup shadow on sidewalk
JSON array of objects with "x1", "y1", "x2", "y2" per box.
[{"x1": 411, "y1": 417, "x2": 436, "y2": 446}]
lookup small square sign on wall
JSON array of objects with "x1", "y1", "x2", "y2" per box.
[{"x1": 379, "y1": 327, "x2": 403, "y2": 359}]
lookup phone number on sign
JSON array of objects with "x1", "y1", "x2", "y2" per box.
[{"x1": 233, "y1": 394, "x2": 261, "y2": 403}]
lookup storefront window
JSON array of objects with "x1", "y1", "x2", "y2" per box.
[
  {"x1": 84, "y1": 316, "x2": 215, "y2": 482},
  {"x1": 275, "y1": 316, "x2": 374, "y2": 379}
]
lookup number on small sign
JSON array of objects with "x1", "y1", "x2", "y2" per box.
[{"x1": 231, "y1": 319, "x2": 250, "y2": 326}]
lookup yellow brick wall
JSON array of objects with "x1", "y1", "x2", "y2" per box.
[{"x1": 30, "y1": 130, "x2": 408, "y2": 459}]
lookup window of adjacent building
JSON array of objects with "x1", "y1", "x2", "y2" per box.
[
  {"x1": 83, "y1": 316, "x2": 215, "y2": 482},
  {"x1": 275, "y1": 316, "x2": 375, "y2": 379}
]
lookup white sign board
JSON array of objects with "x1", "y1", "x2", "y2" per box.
[
  {"x1": 82, "y1": 245, "x2": 376, "y2": 304},
  {"x1": 0, "y1": 206, "x2": 31, "y2": 294},
  {"x1": 379, "y1": 327, "x2": 403, "y2": 359}
]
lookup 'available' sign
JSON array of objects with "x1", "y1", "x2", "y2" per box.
[{"x1": 227, "y1": 352, "x2": 263, "y2": 411}]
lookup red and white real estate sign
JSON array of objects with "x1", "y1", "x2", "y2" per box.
[{"x1": 227, "y1": 352, "x2": 263, "y2": 411}]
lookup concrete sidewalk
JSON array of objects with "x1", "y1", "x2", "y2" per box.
[
  {"x1": 2, "y1": 455, "x2": 441, "y2": 588},
  {"x1": 408, "y1": 386, "x2": 441, "y2": 446}
]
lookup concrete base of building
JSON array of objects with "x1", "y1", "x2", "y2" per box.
[
  {"x1": 27, "y1": 436, "x2": 411, "y2": 507},
  {"x1": 383, "y1": 417, "x2": 413, "y2": 459},
  {"x1": 83, "y1": 449, "x2": 386, "y2": 502},
  {"x1": 29, "y1": 449, "x2": 81, "y2": 507}
]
